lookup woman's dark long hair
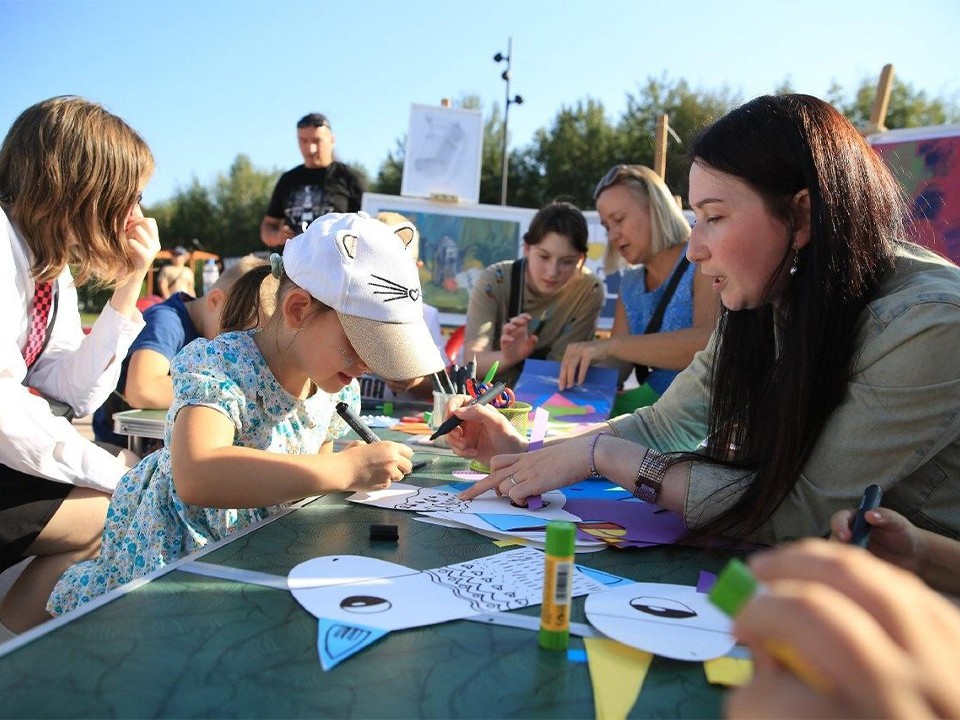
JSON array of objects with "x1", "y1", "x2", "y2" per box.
[{"x1": 687, "y1": 94, "x2": 904, "y2": 539}]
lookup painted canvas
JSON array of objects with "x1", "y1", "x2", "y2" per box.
[
  {"x1": 870, "y1": 125, "x2": 960, "y2": 264},
  {"x1": 361, "y1": 193, "x2": 534, "y2": 318}
]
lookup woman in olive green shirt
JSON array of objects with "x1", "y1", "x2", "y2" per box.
[{"x1": 453, "y1": 95, "x2": 960, "y2": 545}]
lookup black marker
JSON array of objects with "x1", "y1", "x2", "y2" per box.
[
  {"x1": 335, "y1": 402, "x2": 431, "y2": 473},
  {"x1": 428, "y1": 381, "x2": 506, "y2": 441},
  {"x1": 849, "y1": 484, "x2": 883, "y2": 547},
  {"x1": 336, "y1": 402, "x2": 380, "y2": 444}
]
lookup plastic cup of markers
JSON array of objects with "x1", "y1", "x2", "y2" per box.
[
  {"x1": 430, "y1": 391, "x2": 459, "y2": 448},
  {"x1": 468, "y1": 402, "x2": 532, "y2": 473}
]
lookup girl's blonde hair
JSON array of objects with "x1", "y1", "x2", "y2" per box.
[
  {"x1": 0, "y1": 96, "x2": 155, "y2": 285},
  {"x1": 598, "y1": 165, "x2": 690, "y2": 274}
]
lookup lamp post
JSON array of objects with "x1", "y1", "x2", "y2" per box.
[{"x1": 494, "y1": 37, "x2": 523, "y2": 206}]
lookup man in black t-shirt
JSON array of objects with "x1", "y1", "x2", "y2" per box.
[{"x1": 260, "y1": 113, "x2": 365, "y2": 249}]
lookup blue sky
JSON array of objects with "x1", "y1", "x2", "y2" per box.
[{"x1": 2, "y1": 0, "x2": 958, "y2": 204}]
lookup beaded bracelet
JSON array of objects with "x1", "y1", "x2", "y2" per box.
[{"x1": 588, "y1": 433, "x2": 607, "y2": 478}]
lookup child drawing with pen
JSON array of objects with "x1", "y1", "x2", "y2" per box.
[{"x1": 47, "y1": 213, "x2": 446, "y2": 615}]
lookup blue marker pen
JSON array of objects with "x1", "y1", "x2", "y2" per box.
[{"x1": 849, "y1": 484, "x2": 883, "y2": 548}]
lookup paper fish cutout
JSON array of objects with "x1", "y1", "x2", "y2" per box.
[{"x1": 585, "y1": 582, "x2": 734, "y2": 661}]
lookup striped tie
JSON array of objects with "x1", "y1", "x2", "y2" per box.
[{"x1": 23, "y1": 281, "x2": 53, "y2": 369}]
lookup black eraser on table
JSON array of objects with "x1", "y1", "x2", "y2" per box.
[{"x1": 370, "y1": 524, "x2": 399, "y2": 541}]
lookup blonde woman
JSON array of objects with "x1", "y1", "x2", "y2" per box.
[{"x1": 559, "y1": 166, "x2": 717, "y2": 411}]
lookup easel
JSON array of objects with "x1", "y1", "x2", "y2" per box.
[
  {"x1": 653, "y1": 113, "x2": 684, "y2": 208},
  {"x1": 864, "y1": 63, "x2": 895, "y2": 136}
]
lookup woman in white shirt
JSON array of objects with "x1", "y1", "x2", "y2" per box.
[{"x1": 0, "y1": 96, "x2": 160, "y2": 634}]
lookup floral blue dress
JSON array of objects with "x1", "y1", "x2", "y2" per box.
[
  {"x1": 620, "y1": 246, "x2": 695, "y2": 396},
  {"x1": 48, "y1": 330, "x2": 359, "y2": 615}
]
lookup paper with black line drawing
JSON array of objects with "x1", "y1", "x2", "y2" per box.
[
  {"x1": 400, "y1": 104, "x2": 483, "y2": 203},
  {"x1": 289, "y1": 548, "x2": 607, "y2": 633},
  {"x1": 347, "y1": 482, "x2": 579, "y2": 521},
  {"x1": 584, "y1": 582, "x2": 735, "y2": 661}
]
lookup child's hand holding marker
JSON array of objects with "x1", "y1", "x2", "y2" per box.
[{"x1": 713, "y1": 540, "x2": 960, "y2": 719}]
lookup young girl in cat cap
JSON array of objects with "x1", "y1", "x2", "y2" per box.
[{"x1": 49, "y1": 212, "x2": 445, "y2": 615}]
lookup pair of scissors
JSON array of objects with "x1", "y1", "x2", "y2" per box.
[
  {"x1": 492, "y1": 387, "x2": 516, "y2": 408},
  {"x1": 465, "y1": 379, "x2": 514, "y2": 408}
]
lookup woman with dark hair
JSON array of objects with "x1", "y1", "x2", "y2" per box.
[
  {"x1": 463, "y1": 201, "x2": 604, "y2": 386},
  {"x1": 454, "y1": 94, "x2": 960, "y2": 544},
  {"x1": 0, "y1": 96, "x2": 160, "y2": 633}
]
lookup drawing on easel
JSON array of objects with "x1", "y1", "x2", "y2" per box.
[{"x1": 401, "y1": 104, "x2": 483, "y2": 203}]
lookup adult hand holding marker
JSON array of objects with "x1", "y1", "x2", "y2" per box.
[
  {"x1": 428, "y1": 381, "x2": 506, "y2": 441},
  {"x1": 335, "y1": 402, "x2": 433, "y2": 474}
]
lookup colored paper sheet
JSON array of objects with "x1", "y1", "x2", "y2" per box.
[
  {"x1": 704, "y1": 657, "x2": 754, "y2": 687},
  {"x1": 526, "y1": 407, "x2": 549, "y2": 450},
  {"x1": 317, "y1": 618, "x2": 388, "y2": 670},
  {"x1": 696, "y1": 570, "x2": 717, "y2": 594},
  {"x1": 514, "y1": 359, "x2": 619, "y2": 423},
  {"x1": 562, "y1": 498, "x2": 687, "y2": 548},
  {"x1": 584, "y1": 637, "x2": 653, "y2": 720},
  {"x1": 575, "y1": 565, "x2": 633, "y2": 588},
  {"x1": 560, "y1": 479, "x2": 632, "y2": 501}
]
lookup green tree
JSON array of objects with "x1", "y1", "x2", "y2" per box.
[
  {"x1": 372, "y1": 137, "x2": 404, "y2": 195},
  {"x1": 210, "y1": 154, "x2": 278, "y2": 256},
  {"x1": 149, "y1": 179, "x2": 219, "y2": 253},
  {"x1": 149, "y1": 154, "x2": 279, "y2": 257},
  {"x1": 513, "y1": 98, "x2": 621, "y2": 209},
  {"x1": 617, "y1": 77, "x2": 740, "y2": 203}
]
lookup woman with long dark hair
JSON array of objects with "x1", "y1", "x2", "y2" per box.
[{"x1": 453, "y1": 94, "x2": 960, "y2": 544}]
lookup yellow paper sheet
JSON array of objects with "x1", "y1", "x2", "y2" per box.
[
  {"x1": 492, "y1": 538, "x2": 527, "y2": 547},
  {"x1": 584, "y1": 637, "x2": 653, "y2": 720},
  {"x1": 703, "y1": 657, "x2": 753, "y2": 687}
]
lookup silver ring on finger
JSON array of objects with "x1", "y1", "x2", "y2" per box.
[{"x1": 508, "y1": 475, "x2": 518, "y2": 487}]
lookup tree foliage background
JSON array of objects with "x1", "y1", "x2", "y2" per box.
[{"x1": 143, "y1": 73, "x2": 958, "y2": 261}]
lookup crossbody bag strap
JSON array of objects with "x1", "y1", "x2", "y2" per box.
[
  {"x1": 634, "y1": 256, "x2": 690, "y2": 385},
  {"x1": 507, "y1": 258, "x2": 524, "y2": 320}
]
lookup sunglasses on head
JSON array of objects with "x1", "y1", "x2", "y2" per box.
[{"x1": 593, "y1": 164, "x2": 647, "y2": 200}]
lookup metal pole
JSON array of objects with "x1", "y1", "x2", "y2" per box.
[{"x1": 500, "y1": 37, "x2": 512, "y2": 206}]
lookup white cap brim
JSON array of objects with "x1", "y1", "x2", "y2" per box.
[{"x1": 339, "y1": 313, "x2": 446, "y2": 381}]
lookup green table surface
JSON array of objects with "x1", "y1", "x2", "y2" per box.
[{"x1": 0, "y1": 439, "x2": 736, "y2": 719}]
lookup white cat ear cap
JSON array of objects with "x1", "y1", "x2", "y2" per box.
[{"x1": 283, "y1": 212, "x2": 445, "y2": 380}]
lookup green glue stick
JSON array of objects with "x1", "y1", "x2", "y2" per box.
[
  {"x1": 538, "y1": 521, "x2": 576, "y2": 650},
  {"x1": 709, "y1": 558, "x2": 833, "y2": 694}
]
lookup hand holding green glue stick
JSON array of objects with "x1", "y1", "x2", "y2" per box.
[{"x1": 709, "y1": 559, "x2": 833, "y2": 694}]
